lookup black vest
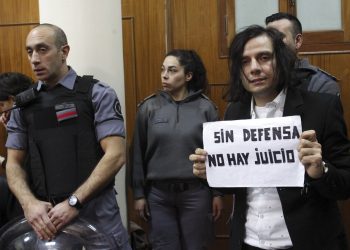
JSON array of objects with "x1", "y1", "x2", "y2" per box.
[{"x1": 21, "y1": 76, "x2": 104, "y2": 199}]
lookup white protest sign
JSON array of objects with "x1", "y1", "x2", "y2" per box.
[{"x1": 203, "y1": 116, "x2": 304, "y2": 187}]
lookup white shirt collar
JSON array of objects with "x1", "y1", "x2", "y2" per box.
[{"x1": 250, "y1": 89, "x2": 287, "y2": 119}]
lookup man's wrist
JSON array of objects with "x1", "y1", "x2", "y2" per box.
[{"x1": 68, "y1": 194, "x2": 83, "y2": 210}]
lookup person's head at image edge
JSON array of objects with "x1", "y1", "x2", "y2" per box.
[{"x1": 0, "y1": 72, "x2": 33, "y2": 112}]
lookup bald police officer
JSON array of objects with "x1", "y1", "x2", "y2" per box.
[{"x1": 5, "y1": 23, "x2": 131, "y2": 249}]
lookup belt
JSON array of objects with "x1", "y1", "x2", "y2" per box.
[
  {"x1": 151, "y1": 180, "x2": 202, "y2": 193},
  {"x1": 242, "y1": 243, "x2": 293, "y2": 250},
  {"x1": 37, "y1": 195, "x2": 67, "y2": 205}
]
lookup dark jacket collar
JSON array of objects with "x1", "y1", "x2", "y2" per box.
[
  {"x1": 159, "y1": 89, "x2": 203, "y2": 103},
  {"x1": 283, "y1": 87, "x2": 304, "y2": 117},
  {"x1": 224, "y1": 87, "x2": 305, "y2": 120}
]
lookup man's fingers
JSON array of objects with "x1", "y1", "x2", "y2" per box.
[
  {"x1": 298, "y1": 147, "x2": 322, "y2": 163},
  {"x1": 145, "y1": 206, "x2": 150, "y2": 217},
  {"x1": 51, "y1": 218, "x2": 60, "y2": 228},
  {"x1": 44, "y1": 219, "x2": 57, "y2": 234},
  {"x1": 193, "y1": 161, "x2": 206, "y2": 170},
  {"x1": 190, "y1": 148, "x2": 208, "y2": 179},
  {"x1": 195, "y1": 148, "x2": 207, "y2": 155},
  {"x1": 45, "y1": 202, "x2": 53, "y2": 211},
  {"x1": 299, "y1": 147, "x2": 321, "y2": 156},
  {"x1": 33, "y1": 228, "x2": 45, "y2": 240},
  {"x1": 193, "y1": 168, "x2": 207, "y2": 179},
  {"x1": 189, "y1": 148, "x2": 207, "y2": 161},
  {"x1": 138, "y1": 210, "x2": 148, "y2": 221},
  {"x1": 300, "y1": 130, "x2": 317, "y2": 142},
  {"x1": 32, "y1": 215, "x2": 57, "y2": 240},
  {"x1": 189, "y1": 154, "x2": 205, "y2": 162},
  {"x1": 189, "y1": 154, "x2": 206, "y2": 164},
  {"x1": 55, "y1": 222, "x2": 64, "y2": 231},
  {"x1": 189, "y1": 154, "x2": 196, "y2": 161},
  {"x1": 34, "y1": 222, "x2": 51, "y2": 240},
  {"x1": 213, "y1": 210, "x2": 221, "y2": 222},
  {"x1": 300, "y1": 154, "x2": 322, "y2": 165}
]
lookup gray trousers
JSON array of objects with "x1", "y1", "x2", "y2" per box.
[
  {"x1": 80, "y1": 187, "x2": 131, "y2": 250},
  {"x1": 147, "y1": 181, "x2": 213, "y2": 250}
]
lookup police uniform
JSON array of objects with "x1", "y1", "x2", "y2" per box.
[
  {"x1": 132, "y1": 90, "x2": 219, "y2": 250},
  {"x1": 6, "y1": 68, "x2": 130, "y2": 249},
  {"x1": 295, "y1": 58, "x2": 340, "y2": 96}
]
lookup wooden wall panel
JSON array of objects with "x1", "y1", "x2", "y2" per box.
[
  {"x1": 0, "y1": 25, "x2": 37, "y2": 77},
  {"x1": 0, "y1": 127, "x2": 6, "y2": 160},
  {"x1": 122, "y1": 0, "x2": 167, "y2": 232},
  {"x1": 0, "y1": 0, "x2": 39, "y2": 24},
  {"x1": 208, "y1": 84, "x2": 228, "y2": 118},
  {"x1": 170, "y1": 0, "x2": 229, "y2": 84},
  {"x1": 122, "y1": 0, "x2": 167, "y2": 103},
  {"x1": 343, "y1": 0, "x2": 350, "y2": 41},
  {"x1": 302, "y1": 53, "x2": 350, "y2": 133},
  {"x1": 122, "y1": 16, "x2": 146, "y2": 230},
  {"x1": 122, "y1": 17, "x2": 137, "y2": 143}
]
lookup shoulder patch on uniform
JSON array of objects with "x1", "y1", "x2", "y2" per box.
[
  {"x1": 200, "y1": 93, "x2": 218, "y2": 110},
  {"x1": 137, "y1": 93, "x2": 157, "y2": 107},
  {"x1": 113, "y1": 98, "x2": 124, "y2": 120},
  {"x1": 317, "y1": 68, "x2": 338, "y2": 81}
]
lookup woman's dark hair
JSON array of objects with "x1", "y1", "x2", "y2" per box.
[
  {"x1": 165, "y1": 49, "x2": 208, "y2": 92},
  {"x1": 225, "y1": 25, "x2": 296, "y2": 103},
  {"x1": 0, "y1": 72, "x2": 33, "y2": 101}
]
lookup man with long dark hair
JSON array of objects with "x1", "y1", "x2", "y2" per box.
[{"x1": 190, "y1": 25, "x2": 350, "y2": 250}]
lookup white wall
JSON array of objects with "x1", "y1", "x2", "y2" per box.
[{"x1": 39, "y1": 0, "x2": 128, "y2": 226}]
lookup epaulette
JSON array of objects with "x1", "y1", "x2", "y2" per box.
[
  {"x1": 75, "y1": 75, "x2": 98, "y2": 94},
  {"x1": 200, "y1": 93, "x2": 218, "y2": 110},
  {"x1": 137, "y1": 93, "x2": 157, "y2": 107},
  {"x1": 317, "y1": 68, "x2": 338, "y2": 81}
]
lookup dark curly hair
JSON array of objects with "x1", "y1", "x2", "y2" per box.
[
  {"x1": 165, "y1": 49, "x2": 208, "y2": 93},
  {"x1": 225, "y1": 25, "x2": 296, "y2": 103},
  {"x1": 0, "y1": 72, "x2": 33, "y2": 101}
]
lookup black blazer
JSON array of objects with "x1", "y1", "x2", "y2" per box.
[{"x1": 222, "y1": 87, "x2": 350, "y2": 250}]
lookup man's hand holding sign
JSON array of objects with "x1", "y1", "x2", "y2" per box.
[
  {"x1": 298, "y1": 130, "x2": 325, "y2": 179},
  {"x1": 190, "y1": 116, "x2": 325, "y2": 185}
]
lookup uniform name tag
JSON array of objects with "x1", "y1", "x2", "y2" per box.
[{"x1": 55, "y1": 103, "x2": 78, "y2": 122}]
